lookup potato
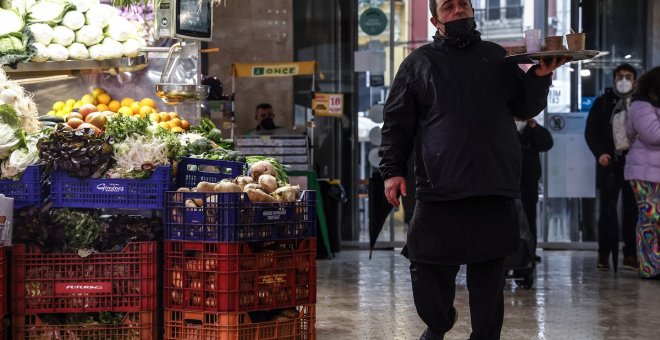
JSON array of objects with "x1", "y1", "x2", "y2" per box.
[
  {"x1": 234, "y1": 176, "x2": 254, "y2": 190},
  {"x1": 214, "y1": 181, "x2": 242, "y2": 193},
  {"x1": 177, "y1": 187, "x2": 191, "y2": 192},
  {"x1": 271, "y1": 186, "x2": 297, "y2": 203},
  {"x1": 250, "y1": 160, "x2": 276, "y2": 180},
  {"x1": 185, "y1": 199, "x2": 197, "y2": 208},
  {"x1": 243, "y1": 183, "x2": 262, "y2": 192},
  {"x1": 196, "y1": 181, "x2": 216, "y2": 192},
  {"x1": 258, "y1": 174, "x2": 278, "y2": 194},
  {"x1": 245, "y1": 188, "x2": 276, "y2": 203}
]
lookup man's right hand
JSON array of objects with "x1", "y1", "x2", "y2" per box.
[
  {"x1": 384, "y1": 176, "x2": 407, "y2": 208},
  {"x1": 599, "y1": 154, "x2": 611, "y2": 167}
]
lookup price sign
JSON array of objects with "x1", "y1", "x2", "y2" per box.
[{"x1": 312, "y1": 93, "x2": 344, "y2": 117}]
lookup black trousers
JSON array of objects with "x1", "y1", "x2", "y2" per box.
[
  {"x1": 410, "y1": 258, "x2": 506, "y2": 340},
  {"x1": 598, "y1": 163, "x2": 638, "y2": 258},
  {"x1": 520, "y1": 188, "x2": 538, "y2": 252}
]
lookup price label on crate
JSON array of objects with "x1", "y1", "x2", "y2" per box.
[{"x1": 313, "y1": 93, "x2": 344, "y2": 117}]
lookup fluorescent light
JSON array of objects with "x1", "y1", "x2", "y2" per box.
[
  {"x1": 567, "y1": 67, "x2": 574, "y2": 72},
  {"x1": 580, "y1": 69, "x2": 591, "y2": 77},
  {"x1": 625, "y1": 54, "x2": 632, "y2": 59}
]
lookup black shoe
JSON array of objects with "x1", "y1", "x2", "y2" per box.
[
  {"x1": 623, "y1": 255, "x2": 639, "y2": 271},
  {"x1": 534, "y1": 255, "x2": 542, "y2": 263},
  {"x1": 419, "y1": 308, "x2": 457, "y2": 340},
  {"x1": 597, "y1": 254, "x2": 610, "y2": 271}
]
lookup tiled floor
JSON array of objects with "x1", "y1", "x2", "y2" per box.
[{"x1": 316, "y1": 250, "x2": 660, "y2": 340}]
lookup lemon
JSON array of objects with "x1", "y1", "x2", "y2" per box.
[
  {"x1": 92, "y1": 88, "x2": 106, "y2": 97},
  {"x1": 159, "y1": 112, "x2": 171, "y2": 122},
  {"x1": 170, "y1": 126, "x2": 184, "y2": 133},
  {"x1": 158, "y1": 121, "x2": 170, "y2": 129},
  {"x1": 81, "y1": 94, "x2": 96, "y2": 105},
  {"x1": 47, "y1": 110, "x2": 56, "y2": 116},
  {"x1": 149, "y1": 112, "x2": 161, "y2": 123},
  {"x1": 139, "y1": 97, "x2": 157, "y2": 109},
  {"x1": 118, "y1": 106, "x2": 133, "y2": 116},
  {"x1": 52, "y1": 101, "x2": 65, "y2": 111},
  {"x1": 66, "y1": 99, "x2": 76, "y2": 107}
]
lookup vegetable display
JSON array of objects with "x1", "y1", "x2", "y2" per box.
[{"x1": 38, "y1": 125, "x2": 113, "y2": 178}]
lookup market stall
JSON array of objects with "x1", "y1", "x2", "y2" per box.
[{"x1": 0, "y1": 0, "x2": 317, "y2": 338}]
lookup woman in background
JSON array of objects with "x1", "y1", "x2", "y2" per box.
[{"x1": 624, "y1": 66, "x2": 660, "y2": 279}]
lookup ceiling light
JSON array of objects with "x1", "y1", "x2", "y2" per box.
[
  {"x1": 624, "y1": 54, "x2": 632, "y2": 59},
  {"x1": 580, "y1": 69, "x2": 591, "y2": 77}
]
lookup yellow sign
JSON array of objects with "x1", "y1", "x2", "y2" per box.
[
  {"x1": 232, "y1": 61, "x2": 323, "y2": 79},
  {"x1": 313, "y1": 93, "x2": 344, "y2": 117}
]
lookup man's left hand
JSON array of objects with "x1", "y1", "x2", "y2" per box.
[{"x1": 535, "y1": 56, "x2": 569, "y2": 77}]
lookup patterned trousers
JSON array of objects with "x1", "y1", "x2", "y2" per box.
[{"x1": 630, "y1": 180, "x2": 660, "y2": 278}]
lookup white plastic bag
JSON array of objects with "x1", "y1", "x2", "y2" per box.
[{"x1": 612, "y1": 109, "x2": 631, "y2": 152}]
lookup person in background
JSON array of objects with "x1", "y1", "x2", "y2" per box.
[
  {"x1": 379, "y1": 0, "x2": 565, "y2": 338},
  {"x1": 624, "y1": 66, "x2": 660, "y2": 279},
  {"x1": 516, "y1": 118, "x2": 553, "y2": 262},
  {"x1": 245, "y1": 103, "x2": 289, "y2": 135},
  {"x1": 584, "y1": 63, "x2": 639, "y2": 271}
]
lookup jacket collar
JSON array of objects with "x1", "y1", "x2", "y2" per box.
[{"x1": 433, "y1": 30, "x2": 482, "y2": 49}]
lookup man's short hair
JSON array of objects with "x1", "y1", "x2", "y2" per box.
[
  {"x1": 256, "y1": 103, "x2": 272, "y2": 112},
  {"x1": 613, "y1": 63, "x2": 637, "y2": 80},
  {"x1": 429, "y1": 0, "x2": 472, "y2": 18}
]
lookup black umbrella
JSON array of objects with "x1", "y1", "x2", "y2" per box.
[
  {"x1": 605, "y1": 167, "x2": 619, "y2": 273},
  {"x1": 369, "y1": 171, "x2": 393, "y2": 259}
]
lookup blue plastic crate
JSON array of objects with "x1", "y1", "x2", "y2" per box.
[
  {"x1": 0, "y1": 165, "x2": 49, "y2": 208},
  {"x1": 165, "y1": 190, "x2": 316, "y2": 242},
  {"x1": 176, "y1": 158, "x2": 245, "y2": 188},
  {"x1": 51, "y1": 166, "x2": 171, "y2": 209}
]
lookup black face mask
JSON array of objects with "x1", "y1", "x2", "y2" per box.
[
  {"x1": 440, "y1": 17, "x2": 477, "y2": 46},
  {"x1": 260, "y1": 117, "x2": 277, "y2": 130}
]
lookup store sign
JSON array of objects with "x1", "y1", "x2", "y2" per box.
[
  {"x1": 312, "y1": 93, "x2": 344, "y2": 117},
  {"x1": 251, "y1": 65, "x2": 300, "y2": 77},
  {"x1": 359, "y1": 8, "x2": 388, "y2": 36}
]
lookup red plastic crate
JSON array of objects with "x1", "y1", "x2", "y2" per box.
[
  {"x1": 164, "y1": 239, "x2": 316, "y2": 312},
  {"x1": 12, "y1": 242, "x2": 157, "y2": 314},
  {"x1": 164, "y1": 305, "x2": 315, "y2": 340},
  {"x1": 13, "y1": 311, "x2": 156, "y2": 339},
  {"x1": 0, "y1": 246, "x2": 5, "y2": 319}
]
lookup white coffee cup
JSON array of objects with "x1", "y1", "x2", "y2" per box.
[{"x1": 524, "y1": 29, "x2": 542, "y2": 53}]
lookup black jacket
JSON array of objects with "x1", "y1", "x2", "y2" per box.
[
  {"x1": 379, "y1": 35, "x2": 552, "y2": 201},
  {"x1": 584, "y1": 88, "x2": 629, "y2": 187},
  {"x1": 519, "y1": 124, "x2": 553, "y2": 191}
]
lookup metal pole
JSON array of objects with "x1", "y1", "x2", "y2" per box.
[
  {"x1": 542, "y1": 0, "x2": 550, "y2": 244},
  {"x1": 389, "y1": 0, "x2": 395, "y2": 88}
]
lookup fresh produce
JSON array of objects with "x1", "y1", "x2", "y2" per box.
[
  {"x1": 75, "y1": 24, "x2": 103, "y2": 46},
  {"x1": 109, "y1": 133, "x2": 175, "y2": 178},
  {"x1": 103, "y1": 114, "x2": 148, "y2": 141},
  {"x1": 26, "y1": 0, "x2": 75, "y2": 26},
  {"x1": 38, "y1": 125, "x2": 113, "y2": 178},
  {"x1": 53, "y1": 208, "x2": 102, "y2": 252},
  {"x1": 27, "y1": 23, "x2": 53, "y2": 45},
  {"x1": 85, "y1": 3, "x2": 117, "y2": 28},
  {"x1": 67, "y1": 42, "x2": 88, "y2": 60},
  {"x1": 247, "y1": 156, "x2": 289, "y2": 186},
  {"x1": 0, "y1": 8, "x2": 24, "y2": 36},
  {"x1": 0, "y1": 70, "x2": 41, "y2": 133},
  {"x1": 46, "y1": 43, "x2": 68, "y2": 61},
  {"x1": 61, "y1": 10, "x2": 85, "y2": 31},
  {"x1": 0, "y1": 104, "x2": 26, "y2": 159},
  {"x1": 0, "y1": 132, "x2": 39, "y2": 179},
  {"x1": 52, "y1": 25, "x2": 75, "y2": 46},
  {"x1": 106, "y1": 16, "x2": 135, "y2": 42},
  {"x1": 30, "y1": 42, "x2": 48, "y2": 61}
]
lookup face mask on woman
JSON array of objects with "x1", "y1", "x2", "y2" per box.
[{"x1": 515, "y1": 120, "x2": 527, "y2": 132}]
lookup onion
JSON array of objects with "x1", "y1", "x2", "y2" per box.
[
  {"x1": 234, "y1": 176, "x2": 254, "y2": 190},
  {"x1": 214, "y1": 180, "x2": 242, "y2": 193}
]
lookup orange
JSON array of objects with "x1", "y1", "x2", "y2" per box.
[
  {"x1": 97, "y1": 93, "x2": 111, "y2": 105},
  {"x1": 180, "y1": 119, "x2": 190, "y2": 131},
  {"x1": 108, "y1": 100, "x2": 120, "y2": 112},
  {"x1": 168, "y1": 118, "x2": 182, "y2": 128},
  {"x1": 118, "y1": 106, "x2": 133, "y2": 116},
  {"x1": 159, "y1": 112, "x2": 171, "y2": 122},
  {"x1": 158, "y1": 121, "x2": 170, "y2": 129},
  {"x1": 130, "y1": 102, "x2": 141, "y2": 115},
  {"x1": 120, "y1": 97, "x2": 135, "y2": 108},
  {"x1": 139, "y1": 97, "x2": 157, "y2": 109},
  {"x1": 96, "y1": 103, "x2": 109, "y2": 112},
  {"x1": 149, "y1": 112, "x2": 161, "y2": 123},
  {"x1": 137, "y1": 112, "x2": 147, "y2": 119},
  {"x1": 170, "y1": 126, "x2": 184, "y2": 133},
  {"x1": 169, "y1": 112, "x2": 179, "y2": 119}
]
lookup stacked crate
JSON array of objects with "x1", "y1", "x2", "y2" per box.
[
  {"x1": 164, "y1": 159, "x2": 317, "y2": 339},
  {"x1": 10, "y1": 166, "x2": 168, "y2": 339},
  {"x1": 0, "y1": 247, "x2": 6, "y2": 339}
]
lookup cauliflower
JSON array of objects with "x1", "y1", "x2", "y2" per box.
[
  {"x1": 84, "y1": 4, "x2": 117, "y2": 28},
  {"x1": 52, "y1": 26, "x2": 75, "y2": 46},
  {"x1": 28, "y1": 23, "x2": 53, "y2": 45},
  {"x1": 105, "y1": 16, "x2": 135, "y2": 42},
  {"x1": 61, "y1": 10, "x2": 85, "y2": 31},
  {"x1": 68, "y1": 0, "x2": 99, "y2": 13},
  {"x1": 102, "y1": 38, "x2": 123, "y2": 59},
  {"x1": 30, "y1": 42, "x2": 49, "y2": 62},
  {"x1": 88, "y1": 44, "x2": 106, "y2": 60},
  {"x1": 121, "y1": 38, "x2": 141, "y2": 58},
  {"x1": 75, "y1": 25, "x2": 103, "y2": 46},
  {"x1": 67, "y1": 42, "x2": 89, "y2": 60},
  {"x1": 46, "y1": 44, "x2": 68, "y2": 61}
]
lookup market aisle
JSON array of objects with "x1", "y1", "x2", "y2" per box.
[{"x1": 316, "y1": 250, "x2": 660, "y2": 340}]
